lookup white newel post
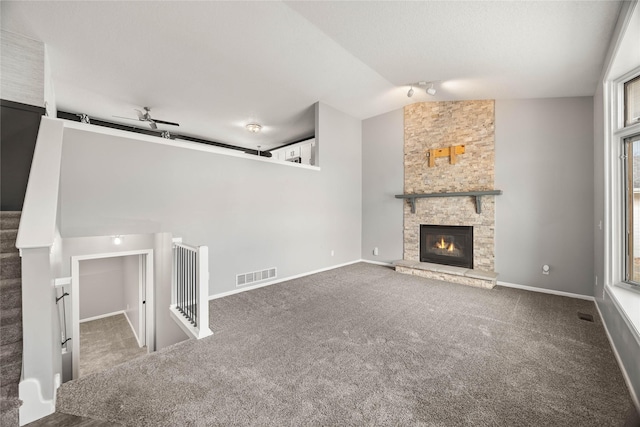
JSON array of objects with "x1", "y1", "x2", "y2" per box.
[{"x1": 196, "y1": 246, "x2": 212, "y2": 338}]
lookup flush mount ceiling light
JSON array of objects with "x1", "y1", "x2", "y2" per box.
[
  {"x1": 245, "y1": 123, "x2": 262, "y2": 133},
  {"x1": 112, "y1": 235, "x2": 123, "y2": 245}
]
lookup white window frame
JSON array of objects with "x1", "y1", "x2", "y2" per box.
[
  {"x1": 604, "y1": 65, "x2": 640, "y2": 340},
  {"x1": 607, "y1": 67, "x2": 640, "y2": 286}
]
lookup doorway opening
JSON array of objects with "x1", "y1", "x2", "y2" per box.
[{"x1": 71, "y1": 249, "x2": 154, "y2": 379}]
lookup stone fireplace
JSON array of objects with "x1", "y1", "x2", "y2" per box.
[{"x1": 394, "y1": 100, "x2": 499, "y2": 289}]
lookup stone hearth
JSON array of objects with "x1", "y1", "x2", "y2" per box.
[
  {"x1": 394, "y1": 260, "x2": 497, "y2": 289},
  {"x1": 397, "y1": 100, "x2": 499, "y2": 289}
]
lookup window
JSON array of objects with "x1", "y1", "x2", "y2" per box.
[
  {"x1": 624, "y1": 134, "x2": 640, "y2": 285},
  {"x1": 625, "y1": 75, "x2": 640, "y2": 127}
]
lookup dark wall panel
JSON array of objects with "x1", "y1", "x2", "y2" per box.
[{"x1": 1, "y1": 100, "x2": 44, "y2": 211}]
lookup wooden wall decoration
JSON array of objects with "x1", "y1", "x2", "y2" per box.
[{"x1": 427, "y1": 145, "x2": 465, "y2": 167}]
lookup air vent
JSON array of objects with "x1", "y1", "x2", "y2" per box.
[
  {"x1": 577, "y1": 312, "x2": 594, "y2": 322},
  {"x1": 236, "y1": 267, "x2": 277, "y2": 287}
]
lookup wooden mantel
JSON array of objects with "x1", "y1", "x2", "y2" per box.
[{"x1": 395, "y1": 190, "x2": 503, "y2": 214}]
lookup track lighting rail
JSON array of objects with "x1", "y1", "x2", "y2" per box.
[{"x1": 57, "y1": 111, "x2": 274, "y2": 157}]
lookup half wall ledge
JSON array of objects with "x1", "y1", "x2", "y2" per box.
[
  {"x1": 395, "y1": 190, "x2": 502, "y2": 214},
  {"x1": 394, "y1": 259, "x2": 498, "y2": 289}
]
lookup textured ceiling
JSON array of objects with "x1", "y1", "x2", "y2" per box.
[{"x1": 1, "y1": 1, "x2": 622, "y2": 150}]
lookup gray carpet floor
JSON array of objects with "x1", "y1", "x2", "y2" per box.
[
  {"x1": 56, "y1": 263, "x2": 635, "y2": 426},
  {"x1": 80, "y1": 314, "x2": 147, "y2": 378}
]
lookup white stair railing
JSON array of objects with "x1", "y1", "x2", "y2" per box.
[{"x1": 169, "y1": 242, "x2": 212, "y2": 339}]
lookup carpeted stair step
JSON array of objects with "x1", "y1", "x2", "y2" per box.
[
  {"x1": 0, "y1": 279, "x2": 22, "y2": 312},
  {"x1": 0, "y1": 212, "x2": 21, "y2": 231},
  {"x1": 0, "y1": 340, "x2": 22, "y2": 403},
  {"x1": 0, "y1": 341, "x2": 22, "y2": 368},
  {"x1": 0, "y1": 397, "x2": 21, "y2": 427},
  {"x1": 0, "y1": 253, "x2": 21, "y2": 281},
  {"x1": 0, "y1": 307, "x2": 22, "y2": 328},
  {"x1": 0, "y1": 320, "x2": 22, "y2": 347},
  {"x1": 0, "y1": 352, "x2": 22, "y2": 388},
  {"x1": 0, "y1": 278, "x2": 21, "y2": 293},
  {"x1": 1, "y1": 230, "x2": 18, "y2": 254},
  {"x1": 0, "y1": 212, "x2": 21, "y2": 426},
  {"x1": 0, "y1": 383, "x2": 18, "y2": 400}
]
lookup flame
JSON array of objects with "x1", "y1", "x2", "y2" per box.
[
  {"x1": 435, "y1": 237, "x2": 447, "y2": 249},
  {"x1": 447, "y1": 242, "x2": 455, "y2": 252}
]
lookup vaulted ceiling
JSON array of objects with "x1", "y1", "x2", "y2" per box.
[{"x1": 1, "y1": 1, "x2": 622, "y2": 150}]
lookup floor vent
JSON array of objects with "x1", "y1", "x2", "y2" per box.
[
  {"x1": 236, "y1": 268, "x2": 277, "y2": 287},
  {"x1": 578, "y1": 312, "x2": 594, "y2": 322}
]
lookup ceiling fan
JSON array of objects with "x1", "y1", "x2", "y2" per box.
[{"x1": 114, "y1": 107, "x2": 180, "y2": 130}]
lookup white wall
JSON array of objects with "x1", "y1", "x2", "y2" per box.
[
  {"x1": 78, "y1": 257, "x2": 125, "y2": 320},
  {"x1": 494, "y1": 97, "x2": 594, "y2": 296},
  {"x1": 361, "y1": 109, "x2": 404, "y2": 263},
  {"x1": 123, "y1": 255, "x2": 141, "y2": 344},
  {"x1": 58, "y1": 103, "x2": 362, "y2": 297}
]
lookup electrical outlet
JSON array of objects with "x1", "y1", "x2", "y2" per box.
[
  {"x1": 373, "y1": 247, "x2": 379, "y2": 256},
  {"x1": 595, "y1": 275, "x2": 598, "y2": 286},
  {"x1": 542, "y1": 265, "x2": 550, "y2": 275},
  {"x1": 331, "y1": 250, "x2": 334, "y2": 257}
]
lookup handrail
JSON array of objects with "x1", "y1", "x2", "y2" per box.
[
  {"x1": 395, "y1": 190, "x2": 502, "y2": 214},
  {"x1": 173, "y1": 242, "x2": 199, "y2": 251},
  {"x1": 16, "y1": 117, "x2": 65, "y2": 249}
]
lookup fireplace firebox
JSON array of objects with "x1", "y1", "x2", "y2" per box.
[{"x1": 420, "y1": 225, "x2": 473, "y2": 269}]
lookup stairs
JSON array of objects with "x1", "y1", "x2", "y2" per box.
[{"x1": 0, "y1": 211, "x2": 23, "y2": 426}]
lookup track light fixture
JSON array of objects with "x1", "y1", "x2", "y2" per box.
[{"x1": 406, "y1": 81, "x2": 439, "y2": 98}]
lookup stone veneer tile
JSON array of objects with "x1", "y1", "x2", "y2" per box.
[
  {"x1": 395, "y1": 266, "x2": 496, "y2": 289},
  {"x1": 403, "y1": 100, "x2": 496, "y2": 272}
]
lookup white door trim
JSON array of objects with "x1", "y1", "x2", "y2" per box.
[
  {"x1": 71, "y1": 249, "x2": 154, "y2": 380},
  {"x1": 138, "y1": 254, "x2": 146, "y2": 347}
]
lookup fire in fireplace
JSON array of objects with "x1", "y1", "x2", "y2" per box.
[{"x1": 420, "y1": 225, "x2": 473, "y2": 269}]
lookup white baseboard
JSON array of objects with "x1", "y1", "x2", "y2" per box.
[
  {"x1": 606, "y1": 285, "x2": 640, "y2": 346},
  {"x1": 169, "y1": 305, "x2": 213, "y2": 339},
  {"x1": 594, "y1": 295, "x2": 640, "y2": 413},
  {"x1": 123, "y1": 310, "x2": 142, "y2": 348},
  {"x1": 19, "y1": 378, "x2": 55, "y2": 425},
  {"x1": 209, "y1": 259, "x2": 362, "y2": 301},
  {"x1": 360, "y1": 259, "x2": 394, "y2": 267},
  {"x1": 79, "y1": 310, "x2": 125, "y2": 323},
  {"x1": 497, "y1": 281, "x2": 595, "y2": 301}
]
